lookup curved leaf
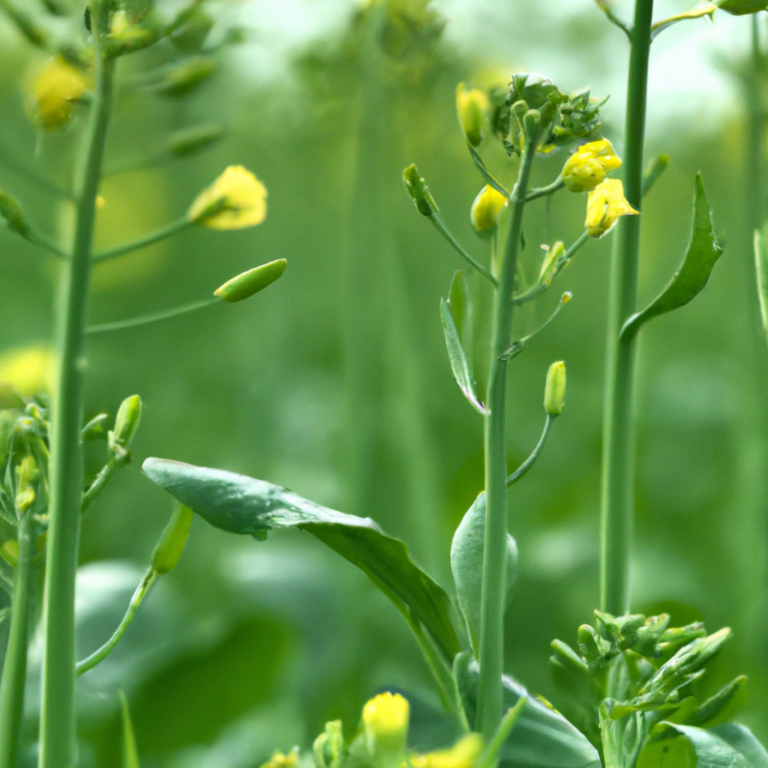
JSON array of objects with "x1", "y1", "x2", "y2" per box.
[
  {"x1": 450, "y1": 493, "x2": 517, "y2": 655},
  {"x1": 621, "y1": 174, "x2": 723, "y2": 342},
  {"x1": 141, "y1": 458, "x2": 461, "y2": 662},
  {"x1": 754, "y1": 227, "x2": 768, "y2": 343},
  {"x1": 440, "y1": 298, "x2": 486, "y2": 414}
]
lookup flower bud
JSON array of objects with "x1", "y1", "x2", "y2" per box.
[
  {"x1": 215, "y1": 259, "x2": 287, "y2": 302},
  {"x1": 403, "y1": 164, "x2": 438, "y2": 217},
  {"x1": 260, "y1": 750, "x2": 299, "y2": 768},
  {"x1": 544, "y1": 361, "x2": 566, "y2": 417},
  {"x1": 314, "y1": 720, "x2": 346, "y2": 768},
  {"x1": 112, "y1": 395, "x2": 142, "y2": 448},
  {"x1": 157, "y1": 56, "x2": 217, "y2": 98},
  {"x1": 170, "y1": 8, "x2": 214, "y2": 51},
  {"x1": 410, "y1": 734, "x2": 484, "y2": 768},
  {"x1": 455, "y1": 83, "x2": 489, "y2": 147},
  {"x1": 188, "y1": 165, "x2": 267, "y2": 230},
  {"x1": 539, "y1": 241, "x2": 564, "y2": 285},
  {"x1": 15, "y1": 455, "x2": 38, "y2": 514},
  {"x1": 523, "y1": 109, "x2": 541, "y2": 141},
  {"x1": 562, "y1": 139, "x2": 622, "y2": 193},
  {"x1": 167, "y1": 124, "x2": 224, "y2": 157},
  {"x1": 508, "y1": 73, "x2": 559, "y2": 111},
  {"x1": 362, "y1": 692, "x2": 409, "y2": 763},
  {"x1": 151, "y1": 504, "x2": 193, "y2": 574},
  {"x1": 717, "y1": 0, "x2": 768, "y2": 13},
  {"x1": 0, "y1": 345, "x2": 54, "y2": 396},
  {"x1": 577, "y1": 624, "x2": 604, "y2": 666},
  {"x1": 585, "y1": 179, "x2": 638, "y2": 238},
  {"x1": 0, "y1": 540, "x2": 18, "y2": 568},
  {"x1": 29, "y1": 56, "x2": 89, "y2": 130},
  {"x1": 470, "y1": 185, "x2": 507, "y2": 233},
  {"x1": 0, "y1": 191, "x2": 28, "y2": 234}
]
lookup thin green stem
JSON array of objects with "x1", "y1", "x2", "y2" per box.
[
  {"x1": 39, "y1": 7, "x2": 114, "y2": 765},
  {"x1": 429, "y1": 215, "x2": 499, "y2": 287},
  {"x1": 467, "y1": 144, "x2": 511, "y2": 198},
  {"x1": 91, "y1": 217, "x2": 191, "y2": 262},
  {"x1": 599, "y1": 0, "x2": 654, "y2": 618},
  {"x1": 81, "y1": 459, "x2": 119, "y2": 512},
  {"x1": 747, "y1": 15, "x2": 765, "y2": 238},
  {"x1": 476, "y1": 131, "x2": 538, "y2": 740},
  {"x1": 0, "y1": 144, "x2": 75, "y2": 200},
  {"x1": 526, "y1": 177, "x2": 565, "y2": 202},
  {"x1": 86, "y1": 297, "x2": 219, "y2": 334},
  {"x1": 76, "y1": 568, "x2": 157, "y2": 676},
  {"x1": 23, "y1": 226, "x2": 69, "y2": 259},
  {"x1": 507, "y1": 415, "x2": 554, "y2": 486},
  {"x1": 476, "y1": 698, "x2": 527, "y2": 768},
  {"x1": 0, "y1": 513, "x2": 36, "y2": 768}
]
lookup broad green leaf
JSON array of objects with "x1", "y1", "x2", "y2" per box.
[
  {"x1": 120, "y1": 691, "x2": 141, "y2": 768},
  {"x1": 754, "y1": 226, "x2": 768, "y2": 342},
  {"x1": 641, "y1": 723, "x2": 754, "y2": 768},
  {"x1": 711, "y1": 724, "x2": 768, "y2": 768},
  {"x1": 453, "y1": 653, "x2": 601, "y2": 768},
  {"x1": 449, "y1": 269, "x2": 471, "y2": 343},
  {"x1": 450, "y1": 493, "x2": 517, "y2": 656},
  {"x1": 440, "y1": 298, "x2": 486, "y2": 415},
  {"x1": 621, "y1": 174, "x2": 723, "y2": 342},
  {"x1": 142, "y1": 458, "x2": 461, "y2": 662}
]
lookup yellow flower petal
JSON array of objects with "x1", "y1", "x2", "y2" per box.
[
  {"x1": 562, "y1": 139, "x2": 622, "y2": 193},
  {"x1": 410, "y1": 734, "x2": 484, "y2": 768},
  {"x1": 470, "y1": 185, "x2": 508, "y2": 232},
  {"x1": 30, "y1": 57, "x2": 89, "y2": 131},
  {"x1": 585, "y1": 179, "x2": 638, "y2": 238},
  {"x1": 187, "y1": 165, "x2": 267, "y2": 230}
]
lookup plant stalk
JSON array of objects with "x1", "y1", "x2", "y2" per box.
[
  {"x1": 476, "y1": 134, "x2": 537, "y2": 740},
  {"x1": 0, "y1": 513, "x2": 36, "y2": 768},
  {"x1": 38, "y1": 10, "x2": 115, "y2": 765},
  {"x1": 599, "y1": 0, "x2": 654, "y2": 617}
]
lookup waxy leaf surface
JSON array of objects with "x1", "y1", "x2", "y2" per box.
[
  {"x1": 142, "y1": 458, "x2": 461, "y2": 662},
  {"x1": 621, "y1": 174, "x2": 722, "y2": 342}
]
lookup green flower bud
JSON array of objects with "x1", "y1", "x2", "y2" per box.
[
  {"x1": 717, "y1": 0, "x2": 768, "y2": 13},
  {"x1": 539, "y1": 241, "x2": 564, "y2": 285},
  {"x1": 403, "y1": 164, "x2": 438, "y2": 217},
  {"x1": 15, "y1": 455, "x2": 38, "y2": 514},
  {"x1": 523, "y1": 109, "x2": 541, "y2": 141},
  {"x1": 508, "y1": 73, "x2": 559, "y2": 110},
  {"x1": 157, "y1": 56, "x2": 217, "y2": 97},
  {"x1": 577, "y1": 624, "x2": 604, "y2": 666},
  {"x1": 151, "y1": 504, "x2": 193, "y2": 574},
  {"x1": 544, "y1": 361, "x2": 566, "y2": 417},
  {"x1": 167, "y1": 124, "x2": 224, "y2": 157},
  {"x1": 456, "y1": 83, "x2": 489, "y2": 147},
  {"x1": 112, "y1": 395, "x2": 142, "y2": 449},
  {"x1": 314, "y1": 720, "x2": 346, "y2": 768},
  {"x1": 362, "y1": 692, "x2": 409, "y2": 764},
  {"x1": 0, "y1": 191, "x2": 28, "y2": 235},
  {"x1": 215, "y1": 259, "x2": 287, "y2": 303},
  {"x1": 170, "y1": 8, "x2": 214, "y2": 51},
  {"x1": 470, "y1": 185, "x2": 507, "y2": 233}
]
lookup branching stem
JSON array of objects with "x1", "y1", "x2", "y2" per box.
[{"x1": 92, "y1": 217, "x2": 191, "y2": 262}]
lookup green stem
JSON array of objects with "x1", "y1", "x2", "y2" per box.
[
  {"x1": 525, "y1": 177, "x2": 565, "y2": 202},
  {"x1": 38, "y1": 10, "x2": 114, "y2": 766},
  {"x1": 76, "y1": 568, "x2": 157, "y2": 676},
  {"x1": 599, "y1": 0, "x2": 654, "y2": 618},
  {"x1": 507, "y1": 415, "x2": 553, "y2": 486},
  {"x1": 23, "y1": 226, "x2": 69, "y2": 259},
  {"x1": 476, "y1": 132, "x2": 537, "y2": 740},
  {"x1": 86, "y1": 297, "x2": 219, "y2": 334},
  {"x1": 0, "y1": 513, "x2": 36, "y2": 768},
  {"x1": 91, "y1": 217, "x2": 191, "y2": 262},
  {"x1": 747, "y1": 15, "x2": 765, "y2": 237},
  {"x1": 429, "y1": 215, "x2": 499, "y2": 286},
  {"x1": 81, "y1": 459, "x2": 119, "y2": 512}
]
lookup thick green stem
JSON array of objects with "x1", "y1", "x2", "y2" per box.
[
  {"x1": 39, "y1": 12, "x2": 114, "y2": 766},
  {"x1": 476, "y1": 135, "x2": 537, "y2": 740},
  {"x1": 0, "y1": 513, "x2": 36, "y2": 768},
  {"x1": 599, "y1": 0, "x2": 654, "y2": 617}
]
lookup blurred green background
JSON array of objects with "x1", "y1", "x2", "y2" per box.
[{"x1": 0, "y1": 0, "x2": 767, "y2": 764}]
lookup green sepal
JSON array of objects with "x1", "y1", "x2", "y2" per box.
[
  {"x1": 440, "y1": 298, "x2": 486, "y2": 415},
  {"x1": 450, "y1": 492, "x2": 516, "y2": 655},
  {"x1": 141, "y1": 458, "x2": 461, "y2": 662},
  {"x1": 621, "y1": 174, "x2": 723, "y2": 342}
]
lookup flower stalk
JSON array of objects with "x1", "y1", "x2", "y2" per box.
[
  {"x1": 599, "y1": 0, "x2": 654, "y2": 618},
  {"x1": 38, "y1": 3, "x2": 115, "y2": 763}
]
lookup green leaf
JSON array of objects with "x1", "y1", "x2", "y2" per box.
[
  {"x1": 120, "y1": 691, "x2": 141, "y2": 768},
  {"x1": 754, "y1": 226, "x2": 768, "y2": 342},
  {"x1": 141, "y1": 458, "x2": 461, "y2": 662},
  {"x1": 449, "y1": 269, "x2": 471, "y2": 343},
  {"x1": 710, "y1": 724, "x2": 768, "y2": 768},
  {"x1": 440, "y1": 298, "x2": 486, "y2": 414},
  {"x1": 621, "y1": 174, "x2": 723, "y2": 342},
  {"x1": 450, "y1": 493, "x2": 517, "y2": 656},
  {"x1": 453, "y1": 653, "x2": 601, "y2": 768}
]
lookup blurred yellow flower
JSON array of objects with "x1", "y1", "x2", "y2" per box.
[
  {"x1": 30, "y1": 56, "x2": 89, "y2": 130},
  {"x1": 411, "y1": 734, "x2": 484, "y2": 768},
  {"x1": 0, "y1": 345, "x2": 55, "y2": 396},
  {"x1": 259, "y1": 749, "x2": 298, "y2": 768},
  {"x1": 187, "y1": 165, "x2": 267, "y2": 230},
  {"x1": 471, "y1": 185, "x2": 508, "y2": 232},
  {"x1": 585, "y1": 179, "x2": 638, "y2": 238},
  {"x1": 456, "y1": 84, "x2": 489, "y2": 147},
  {"x1": 562, "y1": 139, "x2": 622, "y2": 193}
]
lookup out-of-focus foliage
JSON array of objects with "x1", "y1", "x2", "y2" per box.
[{"x1": 0, "y1": 0, "x2": 766, "y2": 766}]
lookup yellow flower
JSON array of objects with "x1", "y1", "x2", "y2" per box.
[
  {"x1": 187, "y1": 165, "x2": 267, "y2": 230},
  {"x1": 562, "y1": 139, "x2": 622, "y2": 193},
  {"x1": 30, "y1": 57, "x2": 89, "y2": 130},
  {"x1": 0, "y1": 345, "x2": 55, "y2": 396},
  {"x1": 470, "y1": 185, "x2": 507, "y2": 232},
  {"x1": 362, "y1": 692, "x2": 409, "y2": 758},
  {"x1": 456, "y1": 84, "x2": 489, "y2": 147},
  {"x1": 410, "y1": 734, "x2": 484, "y2": 768},
  {"x1": 259, "y1": 749, "x2": 299, "y2": 768},
  {"x1": 585, "y1": 179, "x2": 638, "y2": 238}
]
